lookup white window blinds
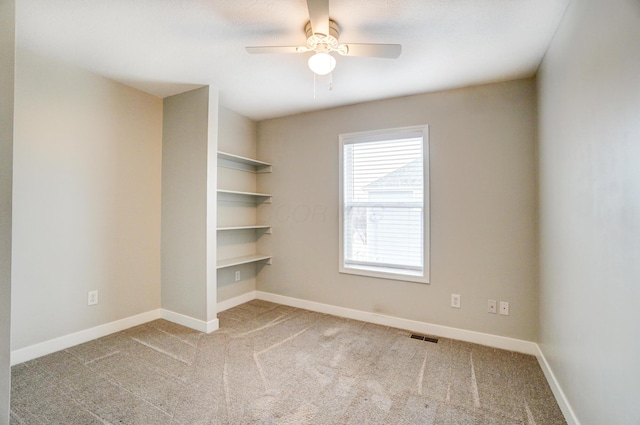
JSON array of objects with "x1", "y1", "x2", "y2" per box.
[{"x1": 340, "y1": 126, "x2": 429, "y2": 283}]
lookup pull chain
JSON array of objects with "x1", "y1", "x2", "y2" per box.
[{"x1": 312, "y1": 72, "x2": 333, "y2": 98}]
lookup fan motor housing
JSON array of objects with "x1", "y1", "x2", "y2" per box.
[
  {"x1": 304, "y1": 19, "x2": 341, "y2": 52},
  {"x1": 304, "y1": 19, "x2": 340, "y2": 39}
]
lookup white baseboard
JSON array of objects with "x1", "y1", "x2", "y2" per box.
[
  {"x1": 535, "y1": 346, "x2": 581, "y2": 425},
  {"x1": 11, "y1": 308, "x2": 219, "y2": 366},
  {"x1": 9, "y1": 290, "x2": 578, "y2": 425},
  {"x1": 10, "y1": 309, "x2": 162, "y2": 366},
  {"x1": 217, "y1": 291, "x2": 258, "y2": 312},
  {"x1": 160, "y1": 309, "x2": 219, "y2": 334},
  {"x1": 255, "y1": 291, "x2": 538, "y2": 355}
]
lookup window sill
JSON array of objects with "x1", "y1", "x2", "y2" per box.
[{"x1": 339, "y1": 265, "x2": 429, "y2": 284}]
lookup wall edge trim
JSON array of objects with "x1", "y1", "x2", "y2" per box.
[
  {"x1": 10, "y1": 309, "x2": 162, "y2": 365},
  {"x1": 535, "y1": 345, "x2": 581, "y2": 425},
  {"x1": 217, "y1": 291, "x2": 257, "y2": 313},
  {"x1": 160, "y1": 309, "x2": 219, "y2": 334},
  {"x1": 254, "y1": 291, "x2": 537, "y2": 355}
]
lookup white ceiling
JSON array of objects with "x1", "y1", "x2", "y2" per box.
[{"x1": 16, "y1": 0, "x2": 569, "y2": 121}]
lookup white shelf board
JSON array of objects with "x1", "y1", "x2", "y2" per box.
[
  {"x1": 217, "y1": 151, "x2": 272, "y2": 172},
  {"x1": 218, "y1": 189, "x2": 271, "y2": 203},
  {"x1": 217, "y1": 225, "x2": 271, "y2": 232},
  {"x1": 217, "y1": 189, "x2": 271, "y2": 198},
  {"x1": 216, "y1": 254, "x2": 272, "y2": 269}
]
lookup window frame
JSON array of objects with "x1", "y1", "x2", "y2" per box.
[{"x1": 338, "y1": 125, "x2": 430, "y2": 284}]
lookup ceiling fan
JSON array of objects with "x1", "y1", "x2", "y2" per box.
[{"x1": 245, "y1": 0, "x2": 402, "y2": 76}]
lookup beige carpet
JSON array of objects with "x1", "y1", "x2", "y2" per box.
[{"x1": 10, "y1": 300, "x2": 566, "y2": 424}]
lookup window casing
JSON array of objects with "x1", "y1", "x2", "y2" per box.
[{"x1": 339, "y1": 126, "x2": 430, "y2": 284}]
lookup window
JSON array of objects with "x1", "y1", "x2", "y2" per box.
[{"x1": 339, "y1": 126, "x2": 429, "y2": 283}]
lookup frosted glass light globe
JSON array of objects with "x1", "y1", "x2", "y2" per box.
[{"x1": 308, "y1": 52, "x2": 336, "y2": 75}]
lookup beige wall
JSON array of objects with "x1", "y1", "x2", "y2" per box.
[
  {"x1": 537, "y1": 0, "x2": 640, "y2": 423},
  {"x1": 218, "y1": 106, "x2": 257, "y2": 158},
  {"x1": 11, "y1": 49, "x2": 163, "y2": 350},
  {"x1": 0, "y1": 0, "x2": 15, "y2": 421},
  {"x1": 257, "y1": 79, "x2": 538, "y2": 341},
  {"x1": 161, "y1": 87, "x2": 219, "y2": 322}
]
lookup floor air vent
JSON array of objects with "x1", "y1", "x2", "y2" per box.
[{"x1": 410, "y1": 334, "x2": 438, "y2": 343}]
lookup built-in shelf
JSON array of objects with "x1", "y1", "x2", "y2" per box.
[
  {"x1": 217, "y1": 189, "x2": 271, "y2": 197},
  {"x1": 217, "y1": 151, "x2": 272, "y2": 173},
  {"x1": 217, "y1": 225, "x2": 271, "y2": 234},
  {"x1": 216, "y1": 254, "x2": 272, "y2": 269},
  {"x1": 217, "y1": 189, "x2": 272, "y2": 203}
]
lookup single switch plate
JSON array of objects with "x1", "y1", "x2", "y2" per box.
[
  {"x1": 235, "y1": 271, "x2": 241, "y2": 282},
  {"x1": 488, "y1": 299, "x2": 497, "y2": 314}
]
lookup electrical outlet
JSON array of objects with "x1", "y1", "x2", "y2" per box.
[
  {"x1": 499, "y1": 301, "x2": 510, "y2": 316},
  {"x1": 235, "y1": 271, "x2": 241, "y2": 282},
  {"x1": 88, "y1": 290, "x2": 98, "y2": 306},
  {"x1": 451, "y1": 294, "x2": 461, "y2": 308},
  {"x1": 488, "y1": 299, "x2": 497, "y2": 314}
]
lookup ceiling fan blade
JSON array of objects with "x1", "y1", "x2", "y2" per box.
[
  {"x1": 306, "y1": 0, "x2": 329, "y2": 36},
  {"x1": 245, "y1": 46, "x2": 302, "y2": 54},
  {"x1": 341, "y1": 43, "x2": 402, "y2": 58}
]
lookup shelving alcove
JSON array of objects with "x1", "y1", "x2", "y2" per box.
[{"x1": 216, "y1": 151, "x2": 272, "y2": 270}]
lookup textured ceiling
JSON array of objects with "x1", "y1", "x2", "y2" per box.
[{"x1": 16, "y1": 0, "x2": 569, "y2": 120}]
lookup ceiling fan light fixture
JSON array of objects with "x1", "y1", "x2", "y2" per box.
[
  {"x1": 245, "y1": 2, "x2": 402, "y2": 81},
  {"x1": 308, "y1": 52, "x2": 336, "y2": 75}
]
